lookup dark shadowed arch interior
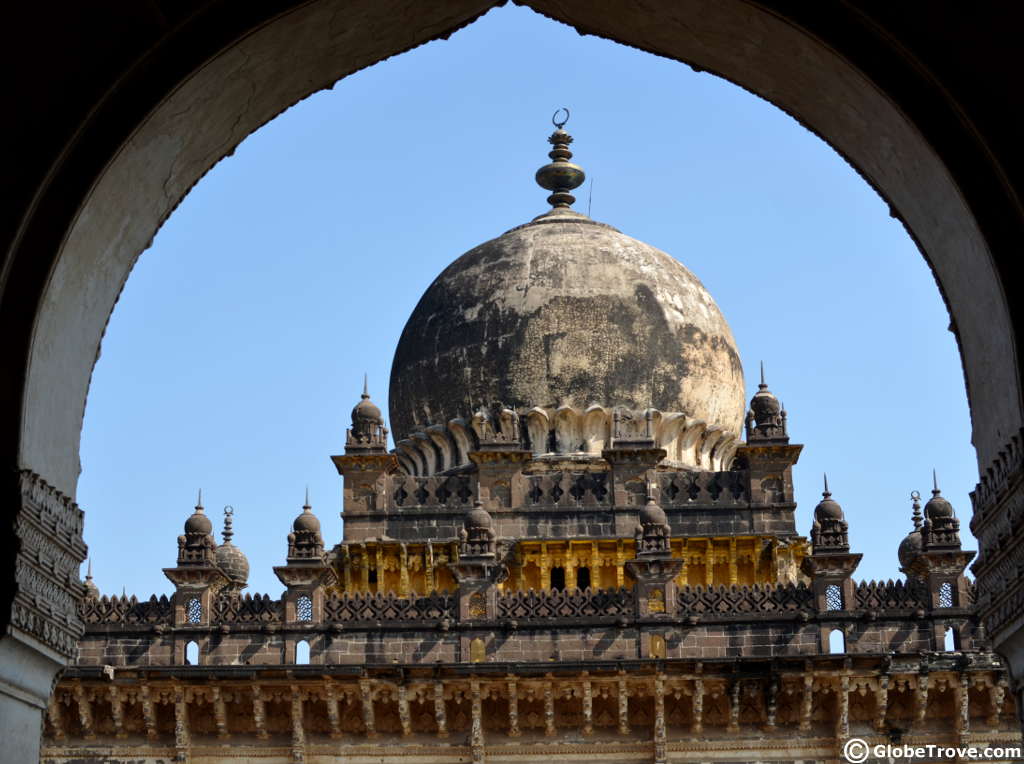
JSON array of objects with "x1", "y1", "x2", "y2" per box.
[{"x1": 4, "y1": 1, "x2": 1023, "y2": 759}]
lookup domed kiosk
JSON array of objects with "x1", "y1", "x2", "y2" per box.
[{"x1": 390, "y1": 116, "x2": 745, "y2": 474}]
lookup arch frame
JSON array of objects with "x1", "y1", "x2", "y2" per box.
[{"x1": 4, "y1": 1, "x2": 1024, "y2": 757}]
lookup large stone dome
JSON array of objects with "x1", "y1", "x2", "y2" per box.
[{"x1": 388, "y1": 207, "x2": 745, "y2": 442}]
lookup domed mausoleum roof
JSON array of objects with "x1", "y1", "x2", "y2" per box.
[{"x1": 389, "y1": 115, "x2": 745, "y2": 446}]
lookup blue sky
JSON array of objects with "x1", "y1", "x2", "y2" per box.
[{"x1": 78, "y1": 5, "x2": 976, "y2": 598}]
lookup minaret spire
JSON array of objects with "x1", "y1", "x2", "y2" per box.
[
  {"x1": 760, "y1": 360, "x2": 766, "y2": 388},
  {"x1": 362, "y1": 373, "x2": 369, "y2": 399},
  {"x1": 822, "y1": 473, "x2": 831, "y2": 498},
  {"x1": 304, "y1": 485, "x2": 311, "y2": 510},
  {"x1": 932, "y1": 468, "x2": 940, "y2": 495},
  {"x1": 535, "y1": 108, "x2": 586, "y2": 210},
  {"x1": 196, "y1": 488, "x2": 203, "y2": 510}
]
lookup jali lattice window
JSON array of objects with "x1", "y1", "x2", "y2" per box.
[
  {"x1": 938, "y1": 581, "x2": 954, "y2": 608},
  {"x1": 825, "y1": 584, "x2": 843, "y2": 611},
  {"x1": 187, "y1": 597, "x2": 202, "y2": 624},
  {"x1": 297, "y1": 595, "x2": 313, "y2": 622}
]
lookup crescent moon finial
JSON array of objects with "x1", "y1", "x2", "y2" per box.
[{"x1": 552, "y1": 107, "x2": 570, "y2": 129}]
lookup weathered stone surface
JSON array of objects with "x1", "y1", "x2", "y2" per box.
[{"x1": 389, "y1": 208, "x2": 746, "y2": 442}]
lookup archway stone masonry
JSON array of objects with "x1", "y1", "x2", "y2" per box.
[{"x1": 4, "y1": 2, "x2": 1024, "y2": 761}]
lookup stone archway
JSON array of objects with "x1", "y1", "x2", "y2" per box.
[{"x1": 4, "y1": 1, "x2": 1023, "y2": 760}]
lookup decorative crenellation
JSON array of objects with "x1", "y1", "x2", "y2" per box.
[
  {"x1": 854, "y1": 580, "x2": 931, "y2": 611},
  {"x1": 322, "y1": 591, "x2": 456, "y2": 623},
  {"x1": 212, "y1": 592, "x2": 284, "y2": 624},
  {"x1": 79, "y1": 594, "x2": 172, "y2": 625},
  {"x1": 394, "y1": 406, "x2": 741, "y2": 476},
  {"x1": 10, "y1": 470, "x2": 89, "y2": 659},
  {"x1": 676, "y1": 583, "x2": 815, "y2": 616},
  {"x1": 969, "y1": 426, "x2": 1024, "y2": 531},
  {"x1": 497, "y1": 587, "x2": 632, "y2": 621}
]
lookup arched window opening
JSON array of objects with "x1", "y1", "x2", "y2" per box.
[
  {"x1": 825, "y1": 584, "x2": 843, "y2": 611},
  {"x1": 550, "y1": 567, "x2": 566, "y2": 591},
  {"x1": 576, "y1": 566, "x2": 591, "y2": 591},
  {"x1": 944, "y1": 627, "x2": 957, "y2": 652},
  {"x1": 297, "y1": 595, "x2": 313, "y2": 622},
  {"x1": 185, "y1": 640, "x2": 199, "y2": 665},
  {"x1": 828, "y1": 629, "x2": 845, "y2": 654},
  {"x1": 295, "y1": 640, "x2": 310, "y2": 665},
  {"x1": 186, "y1": 597, "x2": 202, "y2": 624},
  {"x1": 938, "y1": 582, "x2": 955, "y2": 608}
]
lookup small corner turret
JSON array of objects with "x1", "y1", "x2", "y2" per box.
[
  {"x1": 163, "y1": 491, "x2": 232, "y2": 631},
  {"x1": 899, "y1": 473, "x2": 975, "y2": 611},
  {"x1": 735, "y1": 365, "x2": 802, "y2": 532},
  {"x1": 332, "y1": 377, "x2": 397, "y2": 520}
]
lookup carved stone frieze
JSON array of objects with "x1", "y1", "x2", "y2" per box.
[{"x1": 8, "y1": 470, "x2": 88, "y2": 660}]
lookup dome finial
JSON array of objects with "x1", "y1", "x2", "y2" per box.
[
  {"x1": 910, "y1": 490, "x2": 923, "y2": 530},
  {"x1": 760, "y1": 360, "x2": 766, "y2": 389},
  {"x1": 535, "y1": 109, "x2": 586, "y2": 210},
  {"x1": 362, "y1": 373, "x2": 369, "y2": 400},
  {"x1": 222, "y1": 505, "x2": 235, "y2": 545},
  {"x1": 304, "y1": 485, "x2": 311, "y2": 511},
  {"x1": 932, "y1": 468, "x2": 940, "y2": 495},
  {"x1": 196, "y1": 488, "x2": 203, "y2": 511},
  {"x1": 822, "y1": 472, "x2": 831, "y2": 498}
]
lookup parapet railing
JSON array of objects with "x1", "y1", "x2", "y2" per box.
[{"x1": 79, "y1": 579, "x2": 972, "y2": 631}]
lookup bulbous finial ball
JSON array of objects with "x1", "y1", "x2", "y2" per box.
[
  {"x1": 216, "y1": 542, "x2": 250, "y2": 584},
  {"x1": 465, "y1": 500, "x2": 493, "y2": 530},
  {"x1": 185, "y1": 507, "x2": 213, "y2": 535},
  {"x1": 925, "y1": 491, "x2": 954, "y2": 519},
  {"x1": 294, "y1": 505, "x2": 321, "y2": 533},
  {"x1": 535, "y1": 155, "x2": 586, "y2": 192},
  {"x1": 814, "y1": 495, "x2": 844, "y2": 521},
  {"x1": 535, "y1": 111, "x2": 586, "y2": 209},
  {"x1": 898, "y1": 529, "x2": 923, "y2": 568},
  {"x1": 639, "y1": 498, "x2": 668, "y2": 526},
  {"x1": 352, "y1": 385, "x2": 383, "y2": 429},
  {"x1": 750, "y1": 384, "x2": 781, "y2": 424}
]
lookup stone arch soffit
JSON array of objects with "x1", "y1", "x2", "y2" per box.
[{"x1": 21, "y1": 0, "x2": 1019, "y2": 498}]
